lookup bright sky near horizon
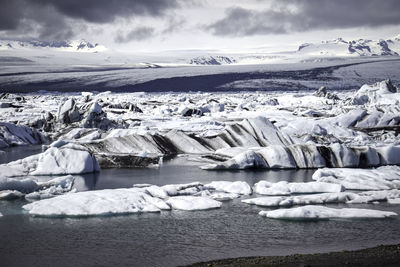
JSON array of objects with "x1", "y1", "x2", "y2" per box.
[{"x1": 0, "y1": 0, "x2": 399, "y2": 53}]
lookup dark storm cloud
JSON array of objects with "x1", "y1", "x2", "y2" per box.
[
  {"x1": 0, "y1": 0, "x2": 25, "y2": 30},
  {"x1": 32, "y1": 0, "x2": 179, "y2": 23},
  {"x1": 115, "y1": 27, "x2": 155, "y2": 43},
  {"x1": 0, "y1": 0, "x2": 179, "y2": 40},
  {"x1": 208, "y1": 0, "x2": 400, "y2": 36}
]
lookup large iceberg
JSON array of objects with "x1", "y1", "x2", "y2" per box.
[
  {"x1": 23, "y1": 188, "x2": 171, "y2": 217},
  {"x1": 259, "y1": 205, "x2": 397, "y2": 220},
  {"x1": 0, "y1": 143, "x2": 100, "y2": 176}
]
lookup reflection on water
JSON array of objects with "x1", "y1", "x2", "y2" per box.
[{"x1": 0, "y1": 144, "x2": 44, "y2": 164}]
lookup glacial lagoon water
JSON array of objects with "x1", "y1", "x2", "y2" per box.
[{"x1": 1, "y1": 147, "x2": 400, "y2": 266}]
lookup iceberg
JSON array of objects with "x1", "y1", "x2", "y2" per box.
[
  {"x1": 0, "y1": 143, "x2": 100, "y2": 176},
  {"x1": 259, "y1": 205, "x2": 397, "y2": 220},
  {"x1": 0, "y1": 175, "x2": 75, "y2": 200},
  {"x1": 23, "y1": 188, "x2": 171, "y2": 217},
  {"x1": 204, "y1": 181, "x2": 252, "y2": 195},
  {"x1": 312, "y1": 166, "x2": 400, "y2": 190},
  {"x1": 0, "y1": 122, "x2": 45, "y2": 148},
  {"x1": 242, "y1": 192, "x2": 356, "y2": 207},
  {"x1": 207, "y1": 191, "x2": 240, "y2": 201},
  {"x1": 166, "y1": 196, "x2": 222, "y2": 211},
  {"x1": 253, "y1": 181, "x2": 344, "y2": 195}
]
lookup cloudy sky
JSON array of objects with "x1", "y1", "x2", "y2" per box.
[{"x1": 1, "y1": 0, "x2": 400, "y2": 53}]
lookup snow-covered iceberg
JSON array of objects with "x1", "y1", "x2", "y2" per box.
[
  {"x1": 253, "y1": 181, "x2": 344, "y2": 195},
  {"x1": 351, "y1": 80, "x2": 399, "y2": 105},
  {"x1": 259, "y1": 205, "x2": 397, "y2": 220},
  {"x1": 0, "y1": 175, "x2": 75, "y2": 200},
  {"x1": 204, "y1": 181, "x2": 252, "y2": 195},
  {"x1": 23, "y1": 188, "x2": 171, "y2": 217},
  {"x1": 242, "y1": 192, "x2": 355, "y2": 207},
  {"x1": 166, "y1": 196, "x2": 222, "y2": 211},
  {"x1": 0, "y1": 143, "x2": 100, "y2": 176},
  {"x1": 312, "y1": 166, "x2": 400, "y2": 190}
]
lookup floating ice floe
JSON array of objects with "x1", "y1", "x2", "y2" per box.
[
  {"x1": 204, "y1": 181, "x2": 252, "y2": 195},
  {"x1": 259, "y1": 205, "x2": 397, "y2": 220},
  {"x1": 347, "y1": 189, "x2": 400, "y2": 204},
  {"x1": 253, "y1": 181, "x2": 344, "y2": 195},
  {"x1": 25, "y1": 175, "x2": 75, "y2": 201},
  {"x1": 160, "y1": 182, "x2": 203, "y2": 196},
  {"x1": 312, "y1": 166, "x2": 400, "y2": 190},
  {"x1": 166, "y1": 196, "x2": 222, "y2": 211},
  {"x1": 242, "y1": 192, "x2": 356, "y2": 207},
  {"x1": 23, "y1": 188, "x2": 171, "y2": 217},
  {"x1": 0, "y1": 175, "x2": 75, "y2": 200},
  {"x1": 0, "y1": 143, "x2": 100, "y2": 176},
  {"x1": 205, "y1": 191, "x2": 240, "y2": 201}
]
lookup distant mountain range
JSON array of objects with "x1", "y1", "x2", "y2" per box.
[
  {"x1": 187, "y1": 35, "x2": 400, "y2": 65},
  {"x1": 0, "y1": 34, "x2": 399, "y2": 66},
  {"x1": 297, "y1": 36, "x2": 400, "y2": 57},
  {"x1": 189, "y1": 56, "x2": 236, "y2": 65},
  {"x1": 0, "y1": 39, "x2": 106, "y2": 52}
]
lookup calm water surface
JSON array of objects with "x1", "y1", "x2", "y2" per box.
[{"x1": 1, "y1": 146, "x2": 400, "y2": 266}]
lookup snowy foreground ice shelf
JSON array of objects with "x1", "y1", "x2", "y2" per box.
[{"x1": 259, "y1": 205, "x2": 398, "y2": 221}]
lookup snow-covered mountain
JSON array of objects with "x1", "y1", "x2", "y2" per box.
[
  {"x1": 0, "y1": 39, "x2": 106, "y2": 52},
  {"x1": 189, "y1": 55, "x2": 236, "y2": 65},
  {"x1": 297, "y1": 36, "x2": 400, "y2": 57}
]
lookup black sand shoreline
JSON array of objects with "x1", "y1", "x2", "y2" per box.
[{"x1": 187, "y1": 244, "x2": 400, "y2": 267}]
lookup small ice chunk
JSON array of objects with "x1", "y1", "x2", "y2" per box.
[
  {"x1": 259, "y1": 205, "x2": 397, "y2": 220},
  {"x1": 166, "y1": 196, "x2": 222, "y2": 211},
  {"x1": 208, "y1": 192, "x2": 240, "y2": 201},
  {"x1": 161, "y1": 182, "x2": 203, "y2": 196},
  {"x1": 204, "y1": 181, "x2": 252, "y2": 195}
]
